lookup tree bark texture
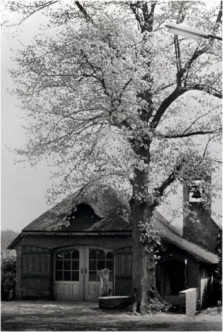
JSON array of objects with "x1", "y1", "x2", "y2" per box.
[
  {"x1": 131, "y1": 158, "x2": 155, "y2": 312},
  {"x1": 131, "y1": 140, "x2": 168, "y2": 313}
]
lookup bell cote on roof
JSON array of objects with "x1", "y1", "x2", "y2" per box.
[{"x1": 182, "y1": 174, "x2": 219, "y2": 253}]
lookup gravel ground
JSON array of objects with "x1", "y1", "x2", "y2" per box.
[{"x1": 1, "y1": 300, "x2": 222, "y2": 331}]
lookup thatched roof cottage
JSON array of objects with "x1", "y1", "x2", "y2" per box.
[{"x1": 9, "y1": 184, "x2": 220, "y2": 311}]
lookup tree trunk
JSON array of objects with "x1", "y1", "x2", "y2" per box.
[
  {"x1": 131, "y1": 196, "x2": 155, "y2": 313},
  {"x1": 131, "y1": 166, "x2": 169, "y2": 313},
  {"x1": 131, "y1": 163, "x2": 151, "y2": 310}
]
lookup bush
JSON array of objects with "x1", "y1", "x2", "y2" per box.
[{"x1": 1, "y1": 254, "x2": 16, "y2": 300}]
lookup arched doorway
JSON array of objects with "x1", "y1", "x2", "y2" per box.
[
  {"x1": 54, "y1": 246, "x2": 114, "y2": 300},
  {"x1": 160, "y1": 259, "x2": 186, "y2": 306}
]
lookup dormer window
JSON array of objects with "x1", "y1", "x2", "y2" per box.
[
  {"x1": 63, "y1": 203, "x2": 101, "y2": 231},
  {"x1": 189, "y1": 180, "x2": 202, "y2": 203},
  {"x1": 66, "y1": 203, "x2": 100, "y2": 223}
]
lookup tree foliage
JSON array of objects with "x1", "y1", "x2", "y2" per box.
[
  {"x1": 3, "y1": 0, "x2": 222, "y2": 312},
  {"x1": 1, "y1": 254, "x2": 16, "y2": 301},
  {"x1": 1, "y1": 230, "x2": 19, "y2": 255}
]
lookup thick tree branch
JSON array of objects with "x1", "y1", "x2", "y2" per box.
[
  {"x1": 151, "y1": 87, "x2": 186, "y2": 128},
  {"x1": 129, "y1": 1, "x2": 157, "y2": 33},
  {"x1": 160, "y1": 128, "x2": 222, "y2": 139},
  {"x1": 211, "y1": 1, "x2": 222, "y2": 37},
  {"x1": 129, "y1": 3, "x2": 142, "y2": 30},
  {"x1": 151, "y1": 84, "x2": 222, "y2": 130},
  {"x1": 74, "y1": 1, "x2": 93, "y2": 23},
  {"x1": 151, "y1": 160, "x2": 184, "y2": 209},
  {"x1": 144, "y1": 1, "x2": 157, "y2": 32}
]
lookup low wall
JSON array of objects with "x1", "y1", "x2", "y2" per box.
[{"x1": 179, "y1": 288, "x2": 198, "y2": 315}]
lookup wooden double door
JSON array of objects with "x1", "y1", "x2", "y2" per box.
[{"x1": 54, "y1": 246, "x2": 114, "y2": 300}]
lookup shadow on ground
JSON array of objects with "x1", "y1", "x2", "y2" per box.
[{"x1": 1, "y1": 301, "x2": 222, "y2": 331}]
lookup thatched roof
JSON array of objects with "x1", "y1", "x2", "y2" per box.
[
  {"x1": 23, "y1": 184, "x2": 131, "y2": 232},
  {"x1": 155, "y1": 217, "x2": 219, "y2": 264},
  {"x1": 9, "y1": 184, "x2": 219, "y2": 265}
]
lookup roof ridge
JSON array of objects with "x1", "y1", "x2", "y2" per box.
[{"x1": 154, "y1": 211, "x2": 182, "y2": 236}]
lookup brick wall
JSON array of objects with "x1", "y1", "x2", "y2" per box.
[
  {"x1": 179, "y1": 288, "x2": 198, "y2": 314},
  {"x1": 187, "y1": 259, "x2": 199, "y2": 288}
]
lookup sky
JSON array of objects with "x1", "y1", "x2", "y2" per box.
[
  {"x1": 1, "y1": 1, "x2": 222, "y2": 233},
  {"x1": 1, "y1": 9, "x2": 55, "y2": 232}
]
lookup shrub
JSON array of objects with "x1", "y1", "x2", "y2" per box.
[{"x1": 1, "y1": 254, "x2": 16, "y2": 300}]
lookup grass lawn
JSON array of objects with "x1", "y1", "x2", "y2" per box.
[{"x1": 1, "y1": 300, "x2": 222, "y2": 331}]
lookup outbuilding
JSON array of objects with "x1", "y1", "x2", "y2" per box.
[{"x1": 9, "y1": 184, "x2": 220, "y2": 311}]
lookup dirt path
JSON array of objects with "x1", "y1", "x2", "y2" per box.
[{"x1": 1, "y1": 301, "x2": 222, "y2": 331}]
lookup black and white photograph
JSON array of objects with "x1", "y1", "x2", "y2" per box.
[{"x1": 1, "y1": 0, "x2": 222, "y2": 331}]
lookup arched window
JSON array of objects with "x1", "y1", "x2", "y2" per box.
[
  {"x1": 55, "y1": 249, "x2": 79, "y2": 281},
  {"x1": 89, "y1": 249, "x2": 114, "y2": 282}
]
